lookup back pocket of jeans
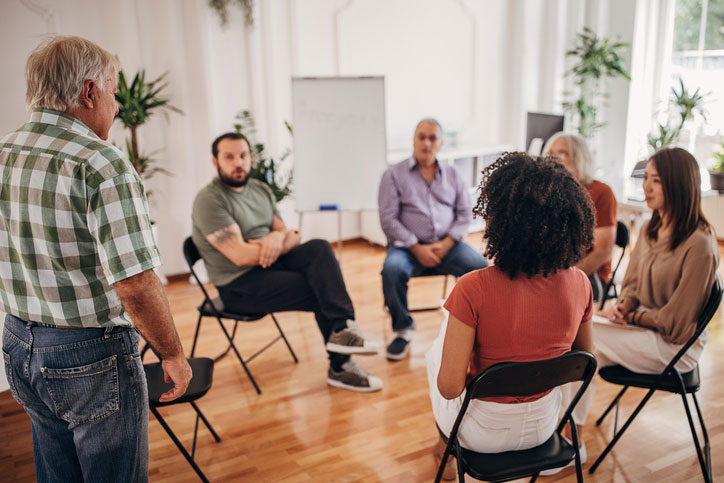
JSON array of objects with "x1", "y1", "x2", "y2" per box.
[{"x1": 42, "y1": 354, "x2": 119, "y2": 426}]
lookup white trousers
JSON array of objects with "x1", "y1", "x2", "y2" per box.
[
  {"x1": 562, "y1": 322, "x2": 706, "y2": 425},
  {"x1": 426, "y1": 320, "x2": 561, "y2": 453}
]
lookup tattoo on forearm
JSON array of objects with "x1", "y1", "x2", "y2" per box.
[{"x1": 209, "y1": 225, "x2": 240, "y2": 245}]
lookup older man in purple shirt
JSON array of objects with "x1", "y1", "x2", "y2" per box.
[{"x1": 378, "y1": 119, "x2": 488, "y2": 360}]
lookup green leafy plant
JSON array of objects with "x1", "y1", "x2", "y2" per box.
[
  {"x1": 563, "y1": 27, "x2": 631, "y2": 139},
  {"x1": 233, "y1": 110, "x2": 293, "y2": 202},
  {"x1": 647, "y1": 77, "x2": 708, "y2": 152},
  {"x1": 115, "y1": 69, "x2": 182, "y2": 180},
  {"x1": 712, "y1": 138, "x2": 724, "y2": 173},
  {"x1": 209, "y1": 0, "x2": 254, "y2": 27}
]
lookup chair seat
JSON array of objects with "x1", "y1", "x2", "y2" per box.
[
  {"x1": 461, "y1": 433, "x2": 577, "y2": 481},
  {"x1": 598, "y1": 364, "x2": 700, "y2": 394},
  {"x1": 144, "y1": 357, "x2": 214, "y2": 406},
  {"x1": 198, "y1": 297, "x2": 266, "y2": 321}
]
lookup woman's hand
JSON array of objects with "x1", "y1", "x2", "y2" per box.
[{"x1": 611, "y1": 299, "x2": 634, "y2": 325}]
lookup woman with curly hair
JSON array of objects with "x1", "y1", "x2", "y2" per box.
[
  {"x1": 544, "y1": 147, "x2": 721, "y2": 475},
  {"x1": 426, "y1": 152, "x2": 595, "y2": 479}
]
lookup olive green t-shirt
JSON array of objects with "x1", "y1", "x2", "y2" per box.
[{"x1": 191, "y1": 178, "x2": 279, "y2": 286}]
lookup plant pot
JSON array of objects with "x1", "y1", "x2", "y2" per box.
[{"x1": 710, "y1": 170, "x2": 724, "y2": 192}]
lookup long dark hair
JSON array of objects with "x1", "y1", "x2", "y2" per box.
[
  {"x1": 646, "y1": 147, "x2": 711, "y2": 250},
  {"x1": 474, "y1": 152, "x2": 594, "y2": 279}
]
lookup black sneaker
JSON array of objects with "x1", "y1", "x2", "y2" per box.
[
  {"x1": 327, "y1": 361, "x2": 383, "y2": 392},
  {"x1": 386, "y1": 336, "x2": 410, "y2": 361}
]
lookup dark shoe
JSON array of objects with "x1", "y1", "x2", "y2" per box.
[
  {"x1": 433, "y1": 438, "x2": 456, "y2": 481},
  {"x1": 386, "y1": 336, "x2": 410, "y2": 361},
  {"x1": 326, "y1": 320, "x2": 380, "y2": 355},
  {"x1": 327, "y1": 361, "x2": 383, "y2": 392}
]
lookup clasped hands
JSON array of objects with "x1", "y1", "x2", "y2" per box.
[
  {"x1": 410, "y1": 237, "x2": 455, "y2": 267},
  {"x1": 249, "y1": 229, "x2": 301, "y2": 268}
]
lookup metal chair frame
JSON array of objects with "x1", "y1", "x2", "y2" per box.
[
  {"x1": 142, "y1": 346, "x2": 220, "y2": 483},
  {"x1": 183, "y1": 237, "x2": 298, "y2": 395},
  {"x1": 590, "y1": 275, "x2": 722, "y2": 482},
  {"x1": 598, "y1": 220, "x2": 630, "y2": 310},
  {"x1": 435, "y1": 351, "x2": 598, "y2": 483}
]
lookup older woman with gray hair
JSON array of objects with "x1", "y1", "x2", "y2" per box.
[{"x1": 543, "y1": 132, "x2": 618, "y2": 300}]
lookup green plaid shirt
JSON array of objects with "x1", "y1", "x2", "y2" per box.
[{"x1": 0, "y1": 109, "x2": 161, "y2": 328}]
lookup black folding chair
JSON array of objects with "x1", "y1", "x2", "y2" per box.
[
  {"x1": 183, "y1": 237, "x2": 298, "y2": 395},
  {"x1": 142, "y1": 346, "x2": 220, "y2": 483},
  {"x1": 598, "y1": 220, "x2": 630, "y2": 310},
  {"x1": 590, "y1": 274, "x2": 723, "y2": 482},
  {"x1": 435, "y1": 351, "x2": 597, "y2": 483}
]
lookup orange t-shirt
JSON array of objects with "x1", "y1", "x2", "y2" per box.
[
  {"x1": 586, "y1": 180, "x2": 617, "y2": 282},
  {"x1": 443, "y1": 266, "x2": 592, "y2": 403}
]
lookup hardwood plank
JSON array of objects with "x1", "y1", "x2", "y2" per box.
[{"x1": 1, "y1": 236, "x2": 723, "y2": 482}]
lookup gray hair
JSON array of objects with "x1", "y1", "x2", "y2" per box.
[
  {"x1": 25, "y1": 36, "x2": 120, "y2": 112},
  {"x1": 542, "y1": 131, "x2": 595, "y2": 185},
  {"x1": 415, "y1": 118, "x2": 443, "y2": 134}
]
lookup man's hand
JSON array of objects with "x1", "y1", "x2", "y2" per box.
[
  {"x1": 429, "y1": 237, "x2": 455, "y2": 260},
  {"x1": 411, "y1": 243, "x2": 442, "y2": 267},
  {"x1": 282, "y1": 229, "x2": 302, "y2": 254},
  {"x1": 249, "y1": 231, "x2": 285, "y2": 268},
  {"x1": 159, "y1": 355, "x2": 193, "y2": 402}
]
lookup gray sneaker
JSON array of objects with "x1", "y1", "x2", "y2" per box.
[
  {"x1": 327, "y1": 361, "x2": 383, "y2": 392},
  {"x1": 326, "y1": 320, "x2": 380, "y2": 355}
]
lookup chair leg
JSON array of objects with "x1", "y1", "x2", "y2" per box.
[
  {"x1": 589, "y1": 388, "x2": 657, "y2": 474},
  {"x1": 681, "y1": 393, "x2": 712, "y2": 483},
  {"x1": 596, "y1": 386, "x2": 628, "y2": 426},
  {"x1": 214, "y1": 319, "x2": 240, "y2": 362},
  {"x1": 190, "y1": 401, "x2": 221, "y2": 443},
  {"x1": 271, "y1": 314, "x2": 299, "y2": 363},
  {"x1": 434, "y1": 438, "x2": 455, "y2": 483},
  {"x1": 150, "y1": 406, "x2": 210, "y2": 483},
  {"x1": 692, "y1": 394, "x2": 713, "y2": 483},
  {"x1": 214, "y1": 316, "x2": 262, "y2": 394},
  {"x1": 190, "y1": 313, "x2": 204, "y2": 357},
  {"x1": 570, "y1": 418, "x2": 584, "y2": 483}
]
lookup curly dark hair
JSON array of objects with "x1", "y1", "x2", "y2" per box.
[{"x1": 474, "y1": 152, "x2": 595, "y2": 279}]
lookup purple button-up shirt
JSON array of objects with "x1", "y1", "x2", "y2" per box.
[{"x1": 378, "y1": 157, "x2": 473, "y2": 248}]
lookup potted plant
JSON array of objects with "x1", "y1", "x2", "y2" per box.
[
  {"x1": 563, "y1": 27, "x2": 631, "y2": 139},
  {"x1": 710, "y1": 138, "x2": 724, "y2": 192},
  {"x1": 647, "y1": 77, "x2": 708, "y2": 152},
  {"x1": 233, "y1": 109, "x2": 293, "y2": 202},
  {"x1": 114, "y1": 69, "x2": 182, "y2": 185}
]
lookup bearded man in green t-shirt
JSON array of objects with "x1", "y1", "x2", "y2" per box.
[{"x1": 192, "y1": 132, "x2": 382, "y2": 392}]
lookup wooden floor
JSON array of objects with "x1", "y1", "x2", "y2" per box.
[{"x1": 1, "y1": 235, "x2": 723, "y2": 482}]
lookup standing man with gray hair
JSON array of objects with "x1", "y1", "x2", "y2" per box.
[
  {"x1": 0, "y1": 36, "x2": 191, "y2": 482},
  {"x1": 378, "y1": 119, "x2": 488, "y2": 361}
]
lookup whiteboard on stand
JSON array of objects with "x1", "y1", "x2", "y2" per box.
[{"x1": 292, "y1": 77, "x2": 387, "y2": 212}]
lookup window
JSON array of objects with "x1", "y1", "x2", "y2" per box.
[{"x1": 670, "y1": 0, "x2": 724, "y2": 186}]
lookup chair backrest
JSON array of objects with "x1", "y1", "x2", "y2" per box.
[
  {"x1": 183, "y1": 236, "x2": 219, "y2": 311},
  {"x1": 663, "y1": 273, "x2": 723, "y2": 374},
  {"x1": 449, "y1": 351, "x2": 597, "y2": 442},
  {"x1": 615, "y1": 220, "x2": 629, "y2": 249},
  {"x1": 467, "y1": 351, "x2": 597, "y2": 400}
]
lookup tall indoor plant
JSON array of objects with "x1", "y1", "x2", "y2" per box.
[
  {"x1": 563, "y1": 27, "x2": 631, "y2": 139},
  {"x1": 233, "y1": 109, "x2": 293, "y2": 202},
  {"x1": 114, "y1": 69, "x2": 182, "y2": 182}
]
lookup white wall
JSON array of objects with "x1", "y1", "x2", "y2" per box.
[{"x1": 0, "y1": 0, "x2": 643, "y2": 391}]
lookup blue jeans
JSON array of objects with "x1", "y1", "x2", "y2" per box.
[
  {"x1": 2, "y1": 314, "x2": 149, "y2": 483},
  {"x1": 381, "y1": 242, "x2": 488, "y2": 332}
]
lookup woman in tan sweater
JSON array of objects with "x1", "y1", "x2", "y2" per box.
[{"x1": 546, "y1": 147, "x2": 720, "y2": 475}]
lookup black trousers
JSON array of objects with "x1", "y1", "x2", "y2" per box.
[{"x1": 218, "y1": 239, "x2": 354, "y2": 369}]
